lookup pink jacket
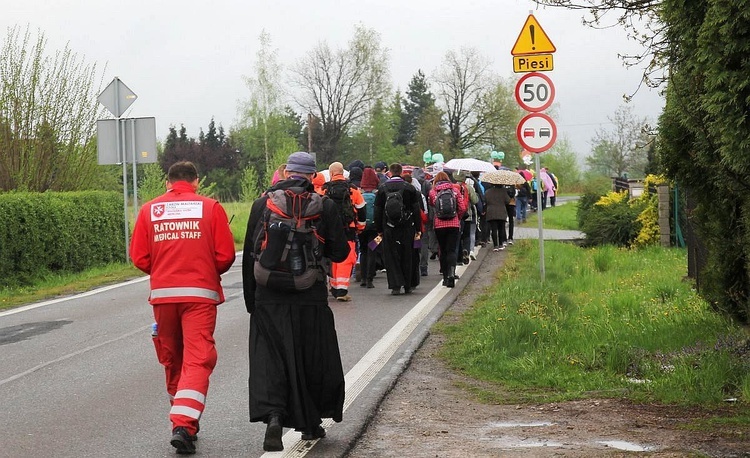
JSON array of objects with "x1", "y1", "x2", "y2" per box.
[{"x1": 429, "y1": 181, "x2": 467, "y2": 229}]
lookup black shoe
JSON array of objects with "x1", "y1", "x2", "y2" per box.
[
  {"x1": 429, "y1": 252, "x2": 438, "y2": 260},
  {"x1": 461, "y1": 249, "x2": 470, "y2": 264},
  {"x1": 170, "y1": 427, "x2": 196, "y2": 455},
  {"x1": 301, "y1": 425, "x2": 326, "y2": 441},
  {"x1": 404, "y1": 287, "x2": 412, "y2": 294},
  {"x1": 263, "y1": 414, "x2": 284, "y2": 452},
  {"x1": 391, "y1": 288, "x2": 402, "y2": 295},
  {"x1": 420, "y1": 267, "x2": 428, "y2": 276},
  {"x1": 360, "y1": 281, "x2": 367, "y2": 287},
  {"x1": 445, "y1": 276, "x2": 455, "y2": 288},
  {"x1": 366, "y1": 280, "x2": 374, "y2": 288}
]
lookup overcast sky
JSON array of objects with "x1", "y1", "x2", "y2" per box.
[{"x1": 7, "y1": 0, "x2": 664, "y2": 163}]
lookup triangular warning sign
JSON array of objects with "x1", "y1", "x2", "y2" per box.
[{"x1": 511, "y1": 15, "x2": 556, "y2": 56}]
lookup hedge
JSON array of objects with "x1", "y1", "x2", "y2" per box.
[{"x1": 0, "y1": 191, "x2": 125, "y2": 287}]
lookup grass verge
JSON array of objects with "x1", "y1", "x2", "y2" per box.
[
  {"x1": 438, "y1": 240, "x2": 750, "y2": 413},
  {"x1": 519, "y1": 200, "x2": 579, "y2": 231},
  {"x1": 0, "y1": 263, "x2": 144, "y2": 310}
]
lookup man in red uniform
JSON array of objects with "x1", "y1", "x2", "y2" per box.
[{"x1": 130, "y1": 161, "x2": 236, "y2": 455}]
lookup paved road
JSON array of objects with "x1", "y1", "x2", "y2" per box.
[
  {"x1": 0, "y1": 199, "x2": 582, "y2": 457},
  {"x1": 0, "y1": 250, "x2": 486, "y2": 458}
]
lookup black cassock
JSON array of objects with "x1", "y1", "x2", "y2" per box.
[
  {"x1": 242, "y1": 178, "x2": 350, "y2": 432},
  {"x1": 374, "y1": 177, "x2": 423, "y2": 291}
]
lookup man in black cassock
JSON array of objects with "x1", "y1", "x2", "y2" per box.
[
  {"x1": 242, "y1": 152, "x2": 351, "y2": 452},
  {"x1": 374, "y1": 163, "x2": 423, "y2": 295}
]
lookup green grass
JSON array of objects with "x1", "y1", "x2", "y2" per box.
[
  {"x1": 0, "y1": 262, "x2": 144, "y2": 310},
  {"x1": 224, "y1": 201, "x2": 252, "y2": 246},
  {"x1": 438, "y1": 241, "x2": 750, "y2": 410},
  {"x1": 519, "y1": 200, "x2": 579, "y2": 230}
]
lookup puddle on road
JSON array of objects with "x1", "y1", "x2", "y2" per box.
[
  {"x1": 490, "y1": 421, "x2": 555, "y2": 428},
  {"x1": 597, "y1": 440, "x2": 656, "y2": 452}
]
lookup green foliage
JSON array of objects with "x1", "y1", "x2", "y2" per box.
[
  {"x1": 439, "y1": 242, "x2": 749, "y2": 406},
  {"x1": 657, "y1": 0, "x2": 750, "y2": 322},
  {"x1": 346, "y1": 97, "x2": 406, "y2": 166},
  {"x1": 239, "y1": 165, "x2": 262, "y2": 203},
  {"x1": 0, "y1": 192, "x2": 125, "y2": 287},
  {"x1": 0, "y1": 26, "x2": 104, "y2": 192},
  {"x1": 541, "y1": 137, "x2": 582, "y2": 192},
  {"x1": 580, "y1": 190, "x2": 643, "y2": 247},
  {"x1": 137, "y1": 163, "x2": 166, "y2": 203}
]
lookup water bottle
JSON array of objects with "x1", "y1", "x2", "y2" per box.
[
  {"x1": 151, "y1": 322, "x2": 158, "y2": 338},
  {"x1": 290, "y1": 239, "x2": 304, "y2": 275}
]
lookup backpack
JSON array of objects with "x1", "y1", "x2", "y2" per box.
[
  {"x1": 384, "y1": 188, "x2": 409, "y2": 227},
  {"x1": 361, "y1": 190, "x2": 376, "y2": 230},
  {"x1": 323, "y1": 180, "x2": 356, "y2": 228},
  {"x1": 434, "y1": 187, "x2": 457, "y2": 220},
  {"x1": 252, "y1": 188, "x2": 327, "y2": 291}
]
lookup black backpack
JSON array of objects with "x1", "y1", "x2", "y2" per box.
[
  {"x1": 323, "y1": 180, "x2": 356, "y2": 228},
  {"x1": 252, "y1": 188, "x2": 327, "y2": 291},
  {"x1": 384, "y1": 188, "x2": 408, "y2": 227},
  {"x1": 434, "y1": 187, "x2": 457, "y2": 220}
]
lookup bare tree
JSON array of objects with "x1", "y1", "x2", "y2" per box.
[
  {"x1": 433, "y1": 47, "x2": 497, "y2": 153},
  {"x1": 533, "y1": 1, "x2": 667, "y2": 95},
  {"x1": 290, "y1": 25, "x2": 390, "y2": 163},
  {"x1": 585, "y1": 105, "x2": 652, "y2": 177},
  {"x1": 0, "y1": 26, "x2": 105, "y2": 191}
]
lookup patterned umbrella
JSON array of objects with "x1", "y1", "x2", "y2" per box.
[
  {"x1": 443, "y1": 158, "x2": 497, "y2": 173},
  {"x1": 482, "y1": 169, "x2": 526, "y2": 186}
]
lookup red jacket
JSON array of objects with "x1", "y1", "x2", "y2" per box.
[{"x1": 130, "y1": 182, "x2": 236, "y2": 305}]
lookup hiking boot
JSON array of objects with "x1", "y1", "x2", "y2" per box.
[
  {"x1": 263, "y1": 414, "x2": 284, "y2": 452},
  {"x1": 404, "y1": 287, "x2": 413, "y2": 294},
  {"x1": 429, "y1": 252, "x2": 438, "y2": 260},
  {"x1": 301, "y1": 425, "x2": 326, "y2": 441},
  {"x1": 170, "y1": 427, "x2": 196, "y2": 455},
  {"x1": 420, "y1": 266, "x2": 428, "y2": 276},
  {"x1": 336, "y1": 295, "x2": 352, "y2": 302},
  {"x1": 391, "y1": 288, "x2": 402, "y2": 295},
  {"x1": 366, "y1": 280, "x2": 374, "y2": 288},
  {"x1": 461, "y1": 250, "x2": 470, "y2": 264}
]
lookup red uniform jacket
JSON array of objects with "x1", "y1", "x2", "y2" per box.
[{"x1": 130, "y1": 182, "x2": 236, "y2": 305}]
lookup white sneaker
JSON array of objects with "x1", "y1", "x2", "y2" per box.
[{"x1": 507, "y1": 239, "x2": 514, "y2": 245}]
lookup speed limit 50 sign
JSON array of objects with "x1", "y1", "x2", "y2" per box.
[{"x1": 514, "y1": 72, "x2": 555, "y2": 112}]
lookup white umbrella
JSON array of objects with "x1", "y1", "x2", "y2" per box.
[{"x1": 443, "y1": 158, "x2": 497, "y2": 173}]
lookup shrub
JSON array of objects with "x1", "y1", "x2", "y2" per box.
[
  {"x1": 581, "y1": 190, "x2": 643, "y2": 247},
  {"x1": 0, "y1": 191, "x2": 124, "y2": 287}
]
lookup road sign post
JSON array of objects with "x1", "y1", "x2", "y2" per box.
[
  {"x1": 511, "y1": 13, "x2": 557, "y2": 283},
  {"x1": 97, "y1": 77, "x2": 154, "y2": 260}
]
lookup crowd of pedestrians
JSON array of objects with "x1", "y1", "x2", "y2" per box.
[{"x1": 131, "y1": 151, "x2": 557, "y2": 454}]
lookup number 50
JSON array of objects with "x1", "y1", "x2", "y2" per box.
[{"x1": 523, "y1": 83, "x2": 549, "y2": 103}]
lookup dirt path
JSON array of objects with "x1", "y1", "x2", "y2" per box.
[{"x1": 346, "y1": 250, "x2": 750, "y2": 457}]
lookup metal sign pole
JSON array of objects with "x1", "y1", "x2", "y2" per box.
[
  {"x1": 115, "y1": 83, "x2": 130, "y2": 261},
  {"x1": 130, "y1": 118, "x2": 139, "y2": 217},
  {"x1": 535, "y1": 153, "x2": 545, "y2": 283}
]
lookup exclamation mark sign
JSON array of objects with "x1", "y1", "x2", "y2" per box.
[{"x1": 529, "y1": 24, "x2": 536, "y2": 50}]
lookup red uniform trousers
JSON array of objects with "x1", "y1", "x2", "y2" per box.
[
  {"x1": 152, "y1": 302, "x2": 217, "y2": 435},
  {"x1": 329, "y1": 239, "x2": 357, "y2": 296}
]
